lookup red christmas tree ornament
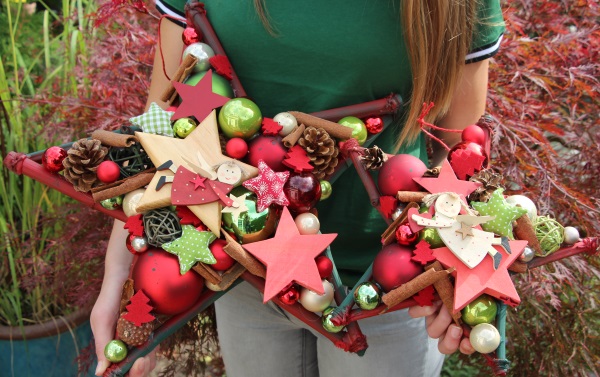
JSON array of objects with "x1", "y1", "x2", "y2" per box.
[
  {"x1": 124, "y1": 214, "x2": 144, "y2": 237},
  {"x1": 395, "y1": 222, "x2": 419, "y2": 246},
  {"x1": 42, "y1": 146, "x2": 67, "y2": 173},
  {"x1": 247, "y1": 135, "x2": 287, "y2": 172},
  {"x1": 261, "y1": 117, "x2": 283, "y2": 136},
  {"x1": 412, "y1": 285, "x2": 436, "y2": 307},
  {"x1": 449, "y1": 145, "x2": 487, "y2": 180},
  {"x1": 225, "y1": 138, "x2": 248, "y2": 159},
  {"x1": 132, "y1": 248, "x2": 205, "y2": 315},
  {"x1": 411, "y1": 240, "x2": 437, "y2": 265},
  {"x1": 461, "y1": 124, "x2": 486, "y2": 145},
  {"x1": 283, "y1": 171, "x2": 321, "y2": 213},
  {"x1": 123, "y1": 290, "x2": 156, "y2": 326},
  {"x1": 282, "y1": 145, "x2": 314, "y2": 173},
  {"x1": 278, "y1": 284, "x2": 300, "y2": 305},
  {"x1": 377, "y1": 154, "x2": 428, "y2": 195},
  {"x1": 372, "y1": 243, "x2": 423, "y2": 292},
  {"x1": 176, "y1": 206, "x2": 203, "y2": 227},
  {"x1": 364, "y1": 117, "x2": 384, "y2": 134},
  {"x1": 97, "y1": 160, "x2": 121, "y2": 184},
  {"x1": 209, "y1": 55, "x2": 233, "y2": 80},
  {"x1": 379, "y1": 196, "x2": 398, "y2": 219},
  {"x1": 209, "y1": 238, "x2": 236, "y2": 271},
  {"x1": 182, "y1": 27, "x2": 201, "y2": 45},
  {"x1": 315, "y1": 255, "x2": 334, "y2": 278}
]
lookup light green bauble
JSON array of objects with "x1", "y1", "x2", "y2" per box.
[
  {"x1": 184, "y1": 71, "x2": 234, "y2": 98},
  {"x1": 353, "y1": 282, "x2": 381, "y2": 310},
  {"x1": 461, "y1": 295, "x2": 498, "y2": 326},
  {"x1": 338, "y1": 116, "x2": 367, "y2": 145},
  {"x1": 322, "y1": 306, "x2": 345, "y2": 333},
  {"x1": 320, "y1": 180, "x2": 332, "y2": 201},
  {"x1": 173, "y1": 118, "x2": 197, "y2": 138},
  {"x1": 218, "y1": 98, "x2": 263, "y2": 139},
  {"x1": 222, "y1": 187, "x2": 270, "y2": 242},
  {"x1": 418, "y1": 228, "x2": 445, "y2": 248},
  {"x1": 100, "y1": 195, "x2": 123, "y2": 210},
  {"x1": 104, "y1": 339, "x2": 128, "y2": 363}
]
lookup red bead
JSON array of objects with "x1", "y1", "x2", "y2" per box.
[
  {"x1": 42, "y1": 146, "x2": 67, "y2": 173},
  {"x1": 278, "y1": 284, "x2": 300, "y2": 305},
  {"x1": 132, "y1": 248, "x2": 205, "y2": 315},
  {"x1": 461, "y1": 125, "x2": 486, "y2": 145},
  {"x1": 364, "y1": 117, "x2": 384, "y2": 134},
  {"x1": 182, "y1": 27, "x2": 201, "y2": 45},
  {"x1": 97, "y1": 160, "x2": 121, "y2": 183},
  {"x1": 283, "y1": 172, "x2": 321, "y2": 213},
  {"x1": 372, "y1": 243, "x2": 423, "y2": 292},
  {"x1": 247, "y1": 135, "x2": 287, "y2": 172},
  {"x1": 225, "y1": 137, "x2": 249, "y2": 159},
  {"x1": 377, "y1": 154, "x2": 428, "y2": 195},
  {"x1": 395, "y1": 223, "x2": 419, "y2": 246},
  {"x1": 315, "y1": 255, "x2": 334, "y2": 278},
  {"x1": 209, "y1": 239, "x2": 236, "y2": 271}
]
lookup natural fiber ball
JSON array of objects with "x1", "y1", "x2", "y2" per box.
[
  {"x1": 533, "y1": 216, "x2": 564, "y2": 256},
  {"x1": 143, "y1": 208, "x2": 182, "y2": 247}
]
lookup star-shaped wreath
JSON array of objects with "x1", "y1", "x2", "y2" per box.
[{"x1": 162, "y1": 225, "x2": 217, "y2": 274}]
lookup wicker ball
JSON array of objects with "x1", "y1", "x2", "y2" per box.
[
  {"x1": 533, "y1": 215, "x2": 564, "y2": 256},
  {"x1": 108, "y1": 143, "x2": 154, "y2": 178},
  {"x1": 143, "y1": 208, "x2": 182, "y2": 247}
]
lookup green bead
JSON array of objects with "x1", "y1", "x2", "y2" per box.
[
  {"x1": 461, "y1": 295, "x2": 498, "y2": 326},
  {"x1": 353, "y1": 282, "x2": 381, "y2": 310},
  {"x1": 173, "y1": 118, "x2": 197, "y2": 138},
  {"x1": 100, "y1": 196, "x2": 123, "y2": 210},
  {"x1": 338, "y1": 116, "x2": 367, "y2": 146},
  {"x1": 320, "y1": 180, "x2": 332, "y2": 200},
  {"x1": 322, "y1": 306, "x2": 345, "y2": 333},
  {"x1": 184, "y1": 71, "x2": 234, "y2": 98},
  {"x1": 218, "y1": 98, "x2": 263, "y2": 139},
  {"x1": 104, "y1": 339, "x2": 128, "y2": 363},
  {"x1": 222, "y1": 187, "x2": 269, "y2": 242},
  {"x1": 418, "y1": 228, "x2": 445, "y2": 248}
]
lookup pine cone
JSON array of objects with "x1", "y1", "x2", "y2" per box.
[
  {"x1": 298, "y1": 126, "x2": 339, "y2": 180},
  {"x1": 360, "y1": 146, "x2": 388, "y2": 170},
  {"x1": 468, "y1": 169, "x2": 504, "y2": 202},
  {"x1": 117, "y1": 313, "x2": 154, "y2": 347},
  {"x1": 62, "y1": 139, "x2": 108, "y2": 192}
]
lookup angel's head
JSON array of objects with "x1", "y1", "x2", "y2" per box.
[{"x1": 216, "y1": 162, "x2": 243, "y2": 185}]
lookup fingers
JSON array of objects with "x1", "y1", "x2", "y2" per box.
[
  {"x1": 408, "y1": 301, "x2": 442, "y2": 318},
  {"x1": 459, "y1": 337, "x2": 476, "y2": 355},
  {"x1": 129, "y1": 351, "x2": 158, "y2": 377},
  {"x1": 92, "y1": 307, "x2": 118, "y2": 376},
  {"x1": 425, "y1": 303, "x2": 453, "y2": 339},
  {"x1": 437, "y1": 324, "x2": 463, "y2": 354}
]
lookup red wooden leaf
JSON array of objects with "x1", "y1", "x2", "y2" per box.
[
  {"x1": 282, "y1": 145, "x2": 314, "y2": 173},
  {"x1": 123, "y1": 214, "x2": 144, "y2": 237},
  {"x1": 411, "y1": 240, "x2": 436, "y2": 265},
  {"x1": 209, "y1": 55, "x2": 233, "y2": 80},
  {"x1": 412, "y1": 285, "x2": 436, "y2": 307},
  {"x1": 379, "y1": 196, "x2": 397, "y2": 219},
  {"x1": 123, "y1": 290, "x2": 155, "y2": 326},
  {"x1": 262, "y1": 117, "x2": 283, "y2": 136}
]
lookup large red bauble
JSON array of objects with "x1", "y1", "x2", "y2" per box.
[
  {"x1": 377, "y1": 154, "x2": 428, "y2": 195},
  {"x1": 132, "y1": 248, "x2": 205, "y2": 315},
  {"x1": 247, "y1": 135, "x2": 287, "y2": 172},
  {"x1": 372, "y1": 243, "x2": 423, "y2": 292},
  {"x1": 315, "y1": 255, "x2": 333, "y2": 278},
  {"x1": 461, "y1": 125, "x2": 486, "y2": 145},
  {"x1": 225, "y1": 137, "x2": 249, "y2": 159},
  {"x1": 449, "y1": 141, "x2": 489, "y2": 170},
  {"x1": 42, "y1": 146, "x2": 67, "y2": 173},
  {"x1": 283, "y1": 172, "x2": 321, "y2": 213},
  {"x1": 209, "y1": 238, "x2": 236, "y2": 271},
  {"x1": 97, "y1": 160, "x2": 121, "y2": 183}
]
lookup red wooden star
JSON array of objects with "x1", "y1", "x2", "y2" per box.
[
  {"x1": 171, "y1": 70, "x2": 230, "y2": 123},
  {"x1": 433, "y1": 240, "x2": 527, "y2": 312},
  {"x1": 413, "y1": 159, "x2": 481, "y2": 200},
  {"x1": 190, "y1": 175, "x2": 206, "y2": 190},
  {"x1": 242, "y1": 207, "x2": 338, "y2": 303}
]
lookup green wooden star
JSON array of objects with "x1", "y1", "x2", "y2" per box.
[
  {"x1": 130, "y1": 102, "x2": 175, "y2": 137},
  {"x1": 471, "y1": 188, "x2": 528, "y2": 238},
  {"x1": 162, "y1": 225, "x2": 217, "y2": 274}
]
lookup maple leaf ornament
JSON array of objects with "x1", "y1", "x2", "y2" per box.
[
  {"x1": 261, "y1": 117, "x2": 283, "y2": 136},
  {"x1": 282, "y1": 145, "x2": 314, "y2": 173},
  {"x1": 242, "y1": 160, "x2": 290, "y2": 212}
]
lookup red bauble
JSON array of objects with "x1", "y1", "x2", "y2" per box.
[
  {"x1": 182, "y1": 27, "x2": 201, "y2": 45},
  {"x1": 372, "y1": 243, "x2": 423, "y2": 292},
  {"x1": 97, "y1": 160, "x2": 121, "y2": 184},
  {"x1": 42, "y1": 146, "x2": 67, "y2": 173},
  {"x1": 283, "y1": 172, "x2": 321, "y2": 213},
  {"x1": 377, "y1": 154, "x2": 428, "y2": 195},
  {"x1": 132, "y1": 248, "x2": 205, "y2": 315},
  {"x1": 247, "y1": 135, "x2": 287, "y2": 172},
  {"x1": 315, "y1": 255, "x2": 334, "y2": 278},
  {"x1": 461, "y1": 125, "x2": 486, "y2": 145},
  {"x1": 225, "y1": 137, "x2": 249, "y2": 159},
  {"x1": 364, "y1": 117, "x2": 384, "y2": 134},
  {"x1": 209, "y1": 239, "x2": 236, "y2": 271},
  {"x1": 278, "y1": 284, "x2": 300, "y2": 305},
  {"x1": 395, "y1": 223, "x2": 419, "y2": 246}
]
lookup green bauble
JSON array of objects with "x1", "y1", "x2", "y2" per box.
[
  {"x1": 320, "y1": 180, "x2": 332, "y2": 201},
  {"x1": 418, "y1": 228, "x2": 445, "y2": 248},
  {"x1": 104, "y1": 339, "x2": 128, "y2": 363},
  {"x1": 461, "y1": 295, "x2": 498, "y2": 326},
  {"x1": 100, "y1": 195, "x2": 123, "y2": 210},
  {"x1": 184, "y1": 71, "x2": 234, "y2": 98},
  {"x1": 353, "y1": 282, "x2": 381, "y2": 310},
  {"x1": 322, "y1": 307, "x2": 345, "y2": 333},
  {"x1": 222, "y1": 187, "x2": 270, "y2": 242},
  {"x1": 218, "y1": 98, "x2": 263, "y2": 139},
  {"x1": 173, "y1": 118, "x2": 197, "y2": 138},
  {"x1": 338, "y1": 116, "x2": 367, "y2": 145}
]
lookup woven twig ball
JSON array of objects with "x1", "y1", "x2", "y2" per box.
[
  {"x1": 143, "y1": 208, "x2": 182, "y2": 247},
  {"x1": 533, "y1": 215, "x2": 565, "y2": 256}
]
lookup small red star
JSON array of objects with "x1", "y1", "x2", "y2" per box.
[
  {"x1": 414, "y1": 159, "x2": 481, "y2": 200},
  {"x1": 171, "y1": 70, "x2": 230, "y2": 123},
  {"x1": 242, "y1": 160, "x2": 290, "y2": 212},
  {"x1": 242, "y1": 207, "x2": 338, "y2": 303},
  {"x1": 190, "y1": 175, "x2": 206, "y2": 190}
]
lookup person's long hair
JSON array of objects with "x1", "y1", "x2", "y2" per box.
[{"x1": 253, "y1": 0, "x2": 477, "y2": 149}]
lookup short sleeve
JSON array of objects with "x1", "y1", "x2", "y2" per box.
[
  {"x1": 155, "y1": 0, "x2": 187, "y2": 27},
  {"x1": 466, "y1": 0, "x2": 506, "y2": 63}
]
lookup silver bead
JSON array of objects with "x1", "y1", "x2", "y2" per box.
[
  {"x1": 519, "y1": 246, "x2": 535, "y2": 263},
  {"x1": 183, "y1": 42, "x2": 215, "y2": 73},
  {"x1": 131, "y1": 236, "x2": 149, "y2": 253}
]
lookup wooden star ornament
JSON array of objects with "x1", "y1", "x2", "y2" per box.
[
  {"x1": 414, "y1": 159, "x2": 481, "y2": 200},
  {"x1": 171, "y1": 69, "x2": 230, "y2": 123}
]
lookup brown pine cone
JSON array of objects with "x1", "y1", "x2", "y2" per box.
[
  {"x1": 62, "y1": 138, "x2": 108, "y2": 192},
  {"x1": 116, "y1": 313, "x2": 154, "y2": 347},
  {"x1": 298, "y1": 126, "x2": 339, "y2": 180},
  {"x1": 360, "y1": 146, "x2": 388, "y2": 170},
  {"x1": 468, "y1": 169, "x2": 504, "y2": 202}
]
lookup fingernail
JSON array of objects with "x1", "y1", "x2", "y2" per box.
[
  {"x1": 450, "y1": 325, "x2": 463, "y2": 339},
  {"x1": 95, "y1": 360, "x2": 108, "y2": 376}
]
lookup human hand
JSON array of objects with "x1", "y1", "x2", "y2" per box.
[{"x1": 408, "y1": 301, "x2": 475, "y2": 355}]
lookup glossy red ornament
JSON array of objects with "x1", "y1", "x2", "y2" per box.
[
  {"x1": 42, "y1": 146, "x2": 67, "y2": 173},
  {"x1": 278, "y1": 284, "x2": 300, "y2": 305},
  {"x1": 132, "y1": 248, "x2": 205, "y2": 315},
  {"x1": 461, "y1": 124, "x2": 486, "y2": 145},
  {"x1": 97, "y1": 160, "x2": 121, "y2": 184},
  {"x1": 372, "y1": 243, "x2": 423, "y2": 292},
  {"x1": 315, "y1": 255, "x2": 333, "y2": 278},
  {"x1": 395, "y1": 223, "x2": 419, "y2": 246},
  {"x1": 364, "y1": 117, "x2": 384, "y2": 134},
  {"x1": 283, "y1": 172, "x2": 321, "y2": 213},
  {"x1": 377, "y1": 154, "x2": 428, "y2": 195},
  {"x1": 209, "y1": 238, "x2": 236, "y2": 271},
  {"x1": 225, "y1": 137, "x2": 248, "y2": 159},
  {"x1": 449, "y1": 141, "x2": 489, "y2": 170},
  {"x1": 247, "y1": 135, "x2": 287, "y2": 172},
  {"x1": 182, "y1": 27, "x2": 201, "y2": 45}
]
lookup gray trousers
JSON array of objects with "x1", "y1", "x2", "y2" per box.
[{"x1": 215, "y1": 282, "x2": 444, "y2": 377}]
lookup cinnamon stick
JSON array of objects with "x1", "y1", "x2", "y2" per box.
[
  {"x1": 222, "y1": 230, "x2": 266, "y2": 278},
  {"x1": 160, "y1": 54, "x2": 198, "y2": 105},
  {"x1": 192, "y1": 262, "x2": 222, "y2": 285},
  {"x1": 396, "y1": 191, "x2": 428, "y2": 203},
  {"x1": 91, "y1": 169, "x2": 156, "y2": 202},
  {"x1": 427, "y1": 261, "x2": 462, "y2": 325},
  {"x1": 91, "y1": 130, "x2": 137, "y2": 148},
  {"x1": 382, "y1": 263, "x2": 454, "y2": 309},
  {"x1": 215, "y1": 262, "x2": 246, "y2": 291},
  {"x1": 508, "y1": 260, "x2": 528, "y2": 273},
  {"x1": 288, "y1": 111, "x2": 353, "y2": 140},
  {"x1": 514, "y1": 215, "x2": 543, "y2": 255},
  {"x1": 282, "y1": 124, "x2": 305, "y2": 148},
  {"x1": 380, "y1": 202, "x2": 419, "y2": 246}
]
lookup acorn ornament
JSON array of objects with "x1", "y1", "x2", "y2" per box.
[{"x1": 117, "y1": 313, "x2": 154, "y2": 347}]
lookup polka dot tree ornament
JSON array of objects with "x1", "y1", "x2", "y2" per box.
[{"x1": 471, "y1": 188, "x2": 528, "y2": 238}]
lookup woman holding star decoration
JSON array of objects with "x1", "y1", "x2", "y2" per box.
[{"x1": 91, "y1": 1, "x2": 506, "y2": 376}]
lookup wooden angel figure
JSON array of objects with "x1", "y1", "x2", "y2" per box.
[{"x1": 411, "y1": 192, "x2": 510, "y2": 270}]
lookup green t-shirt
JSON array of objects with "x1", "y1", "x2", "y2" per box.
[{"x1": 156, "y1": 0, "x2": 505, "y2": 285}]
